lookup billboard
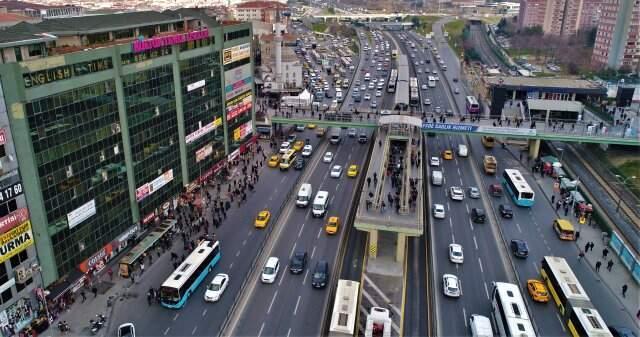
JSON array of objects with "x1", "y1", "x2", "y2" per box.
[
  {"x1": 185, "y1": 117, "x2": 223, "y2": 144},
  {"x1": 224, "y1": 63, "x2": 252, "y2": 100},
  {"x1": 223, "y1": 43, "x2": 251, "y2": 65},
  {"x1": 196, "y1": 144, "x2": 213, "y2": 163},
  {"x1": 233, "y1": 121, "x2": 253, "y2": 141},
  {"x1": 0, "y1": 221, "x2": 33, "y2": 264},
  {"x1": 136, "y1": 169, "x2": 174, "y2": 202},
  {"x1": 0, "y1": 208, "x2": 29, "y2": 234},
  {"x1": 67, "y1": 199, "x2": 96, "y2": 229},
  {"x1": 226, "y1": 90, "x2": 252, "y2": 122}
]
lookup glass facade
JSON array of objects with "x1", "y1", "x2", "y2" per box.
[
  {"x1": 180, "y1": 52, "x2": 226, "y2": 182},
  {"x1": 25, "y1": 81, "x2": 131, "y2": 275},
  {"x1": 122, "y1": 65, "x2": 182, "y2": 218}
]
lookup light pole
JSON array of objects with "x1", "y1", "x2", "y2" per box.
[
  {"x1": 614, "y1": 174, "x2": 637, "y2": 213},
  {"x1": 556, "y1": 147, "x2": 564, "y2": 162}
]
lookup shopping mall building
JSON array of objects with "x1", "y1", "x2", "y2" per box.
[{"x1": 0, "y1": 9, "x2": 254, "y2": 331}]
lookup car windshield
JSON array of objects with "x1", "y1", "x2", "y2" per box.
[
  {"x1": 264, "y1": 267, "x2": 274, "y2": 274},
  {"x1": 452, "y1": 251, "x2": 462, "y2": 256},
  {"x1": 257, "y1": 214, "x2": 267, "y2": 221},
  {"x1": 313, "y1": 272, "x2": 325, "y2": 279},
  {"x1": 208, "y1": 282, "x2": 221, "y2": 291},
  {"x1": 448, "y1": 286, "x2": 458, "y2": 292}
]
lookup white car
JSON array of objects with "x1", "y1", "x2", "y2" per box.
[
  {"x1": 348, "y1": 128, "x2": 357, "y2": 137},
  {"x1": 454, "y1": 87, "x2": 460, "y2": 94},
  {"x1": 364, "y1": 93, "x2": 371, "y2": 100},
  {"x1": 301, "y1": 145, "x2": 313, "y2": 157},
  {"x1": 450, "y1": 186, "x2": 464, "y2": 201},
  {"x1": 368, "y1": 82, "x2": 375, "y2": 89},
  {"x1": 442, "y1": 274, "x2": 461, "y2": 298},
  {"x1": 432, "y1": 70, "x2": 438, "y2": 74},
  {"x1": 430, "y1": 157, "x2": 440, "y2": 167},
  {"x1": 421, "y1": 84, "x2": 428, "y2": 90},
  {"x1": 423, "y1": 98, "x2": 431, "y2": 105},
  {"x1": 330, "y1": 165, "x2": 343, "y2": 178},
  {"x1": 323, "y1": 152, "x2": 333, "y2": 163},
  {"x1": 204, "y1": 273, "x2": 229, "y2": 302},
  {"x1": 375, "y1": 91, "x2": 382, "y2": 97},
  {"x1": 370, "y1": 101, "x2": 377, "y2": 108},
  {"x1": 261, "y1": 257, "x2": 280, "y2": 284},
  {"x1": 279, "y1": 142, "x2": 291, "y2": 154},
  {"x1": 117, "y1": 323, "x2": 135, "y2": 337},
  {"x1": 433, "y1": 204, "x2": 445, "y2": 219},
  {"x1": 360, "y1": 85, "x2": 366, "y2": 91},
  {"x1": 448, "y1": 244, "x2": 464, "y2": 264}
]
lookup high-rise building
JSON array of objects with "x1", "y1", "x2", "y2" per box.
[
  {"x1": 518, "y1": 0, "x2": 547, "y2": 30},
  {"x1": 592, "y1": 0, "x2": 640, "y2": 71},
  {"x1": 519, "y1": 0, "x2": 602, "y2": 35},
  {"x1": 578, "y1": 0, "x2": 604, "y2": 30},
  {"x1": 0, "y1": 9, "x2": 254, "y2": 292},
  {"x1": 232, "y1": 1, "x2": 289, "y2": 24}
]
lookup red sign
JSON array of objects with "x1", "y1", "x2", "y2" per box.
[
  {"x1": 240, "y1": 135, "x2": 258, "y2": 154},
  {"x1": 0, "y1": 208, "x2": 29, "y2": 234},
  {"x1": 133, "y1": 30, "x2": 209, "y2": 53},
  {"x1": 0, "y1": 129, "x2": 6, "y2": 145},
  {"x1": 142, "y1": 212, "x2": 156, "y2": 225},
  {"x1": 79, "y1": 243, "x2": 113, "y2": 273},
  {"x1": 198, "y1": 159, "x2": 226, "y2": 184}
]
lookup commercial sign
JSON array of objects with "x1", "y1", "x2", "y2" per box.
[
  {"x1": 0, "y1": 208, "x2": 29, "y2": 235},
  {"x1": 421, "y1": 122, "x2": 538, "y2": 137},
  {"x1": 23, "y1": 58, "x2": 113, "y2": 88},
  {"x1": 0, "y1": 221, "x2": 33, "y2": 264},
  {"x1": 224, "y1": 63, "x2": 252, "y2": 100},
  {"x1": 223, "y1": 43, "x2": 251, "y2": 65},
  {"x1": 422, "y1": 122, "x2": 478, "y2": 132},
  {"x1": 79, "y1": 243, "x2": 113, "y2": 273},
  {"x1": 476, "y1": 126, "x2": 537, "y2": 137},
  {"x1": 136, "y1": 169, "x2": 174, "y2": 202},
  {"x1": 233, "y1": 121, "x2": 253, "y2": 141},
  {"x1": 187, "y1": 79, "x2": 206, "y2": 92},
  {"x1": 185, "y1": 117, "x2": 223, "y2": 144},
  {"x1": 67, "y1": 199, "x2": 96, "y2": 230},
  {"x1": 226, "y1": 91, "x2": 252, "y2": 122},
  {"x1": 0, "y1": 182, "x2": 23, "y2": 203},
  {"x1": 133, "y1": 30, "x2": 209, "y2": 53},
  {"x1": 196, "y1": 144, "x2": 213, "y2": 163},
  {"x1": 198, "y1": 159, "x2": 226, "y2": 184}
]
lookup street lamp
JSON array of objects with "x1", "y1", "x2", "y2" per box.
[
  {"x1": 556, "y1": 147, "x2": 564, "y2": 162},
  {"x1": 614, "y1": 174, "x2": 637, "y2": 213}
]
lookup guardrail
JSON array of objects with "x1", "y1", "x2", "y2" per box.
[{"x1": 421, "y1": 136, "x2": 437, "y2": 337}]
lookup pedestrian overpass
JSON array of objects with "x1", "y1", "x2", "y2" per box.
[{"x1": 269, "y1": 113, "x2": 640, "y2": 147}]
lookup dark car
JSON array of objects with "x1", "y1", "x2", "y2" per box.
[
  {"x1": 510, "y1": 239, "x2": 529, "y2": 258},
  {"x1": 471, "y1": 208, "x2": 486, "y2": 223},
  {"x1": 311, "y1": 260, "x2": 329, "y2": 288},
  {"x1": 499, "y1": 204, "x2": 513, "y2": 218},
  {"x1": 294, "y1": 157, "x2": 305, "y2": 170},
  {"x1": 452, "y1": 78, "x2": 459, "y2": 82},
  {"x1": 358, "y1": 133, "x2": 368, "y2": 144},
  {"x1": 489, "y1": 184, "x2": 503, "y2": 197},
  {"x1": 289, "y1": 251, "x2": 308, "y2": 274},
  {"x1": 287, "y1": 134, "x2": 297, "y2": 143}
]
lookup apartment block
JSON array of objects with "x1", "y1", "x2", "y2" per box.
[{"x1": 592, "y1": 0, "x2": 640, "y2": 70}]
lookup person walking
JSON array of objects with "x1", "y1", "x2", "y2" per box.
[
  {"x1": 584, "y1": 242, "x2": 590, "y2": 253},
  {"x1": 622, "y1": 284, "x2": 628, "y2": 298},
  {"x1": 607, "y1": 260, "x2": 614, "y2": 271},
  {"x1": 578, "y1": 251, "x2": 585, "y2": 261},
  {"x1": 602, "y1": 248, "x2": 609, "y2": 259},
  {"x1": 80, "y1": 291, "x2": 87, "y2": 303},
  {"x1": 107, "y1": 267, "x2": 113, "y2": 281},
  {"x1": 551, "y1": 195, "x2": 555, "y2": 204},
  {"x1": 140, "y1": 262, "x2": 145, "y2": 274}
]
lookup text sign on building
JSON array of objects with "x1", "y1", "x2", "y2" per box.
[
  {"x1": 136, "y1": 169, "x2": 174, "y2": 202},
  {"x1": 185, "y1": 117, "x2": 223, "y2": 144},
  {"x1": 132, "y1": 30, "x2": 209, "y2": 53},
  {"x1": 23, "y1": 58, "x2": 113, "y2": 88},
  {"x1": 0, "y1": 182, "x2": 23, "y2": 203},
  {"x1": 226, "y1": 90, "x2": 252, "y2": 122},
  {"x1": 187, "y1": 80, "x2": 206, "y2": 92},
  {"x1": 233, "y1": 121, "x2": 253, "y2": 141},
  {"x1": 0, "y1": 221, "x2": 33, "y2": 264},
  {"x1": 0, "y1": 208, "x2": 29, "y2": 235},
  {"x1": 223, "y1": 43, "x2": 251, "y2": 65},
  {"x1": 67, "y1": 199, "x2": 96, "y2": 230},
  {"x1": 196, "y1": 144, "x2": 213, "y2": 163}
]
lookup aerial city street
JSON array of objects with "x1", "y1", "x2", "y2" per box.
[{"x1": 0, "y1": 0, "x2": 636, "y2": 337}]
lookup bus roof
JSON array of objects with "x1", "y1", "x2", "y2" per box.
[
  {"x1": 161, "y1": 240, "x2": 218, "y2": 290},
  {"x1": 504, "y1": 169, "x2": 535, "y2": 194},
  {"x1": 555, "y1": 219, "x2": 575, "y2": 231},
  {"x1": 542, "y1": 256, "x2": 590, "y2": 302},
  {"x1": 493, "y1": 282, "x2": 536, "y2": 336},
  {"x1": 572, "y1": 306, "x2": 613, "y2": 337},
  {"x1": 329, "y1": 280, "x2": 360, "y2": 335}
]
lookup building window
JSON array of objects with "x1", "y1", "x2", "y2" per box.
[
  {"x1": 159, "y1": 24, "x2": 171, "y2": 32},
  {"x1": 0, "y1": 288, "x2": 11, "y2": 304},
  {"x1": 0, "y1": 264, "x2": 7, "y2": 285},
  {"x1": 114, "y1": 29, "x2": 134, "y2": 40},
  {"x1": 87, "y1": 32, "x2": 110, "y2": 45},
  {"x1": 15, "y1": 277, "x2": 33, "y2": 293},
  {"x1": 27, "y1": 44, "x2": 43, "y2": 57},
  {"x1": 14, "y1": 47, "x2": 22, "y2": 62},
  {"x1": 139, "y1": 26, "x2": 156, "y2": 38},
  {"x1": 9, "y1": 250, "x2": 29, "y2": 269},
  {"x1": 0, "y1": 199, "x2": 18, "y2": 218},
  {"x1": 0, "y1": 144, "x2": 5, "y2": 158},
  {"x1": 224, "y1": 29, "x2": 250, "y2": 42}
]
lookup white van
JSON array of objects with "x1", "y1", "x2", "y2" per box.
[
  {"x1": 457, "y1": 144, "x2": 468, "y2": 157},
  {"x1": 296, "y1": 183, "x2": 313, "y2": 208},
  {"x1": 312, "y1": 191, "x2": 329, "y2": 217},
  {"x1": 364, "y1": 73, "x2": 371, "y2": 81},
  {"x1": 469, "y1": 314, "x2": 493, "y2": 337},
  {"x1": 431, "y1": 170, "x2": 443, "y2": 186}
]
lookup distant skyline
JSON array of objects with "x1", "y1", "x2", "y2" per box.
[{"x1": 15, "y1": 0, "x2": 287, "y2": 11}]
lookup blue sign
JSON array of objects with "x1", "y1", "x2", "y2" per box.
[{"x1": 422, "y1": 123, "x2": 478, "y2": 132}]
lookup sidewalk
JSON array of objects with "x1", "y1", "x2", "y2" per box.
[
  {"x1": 504, "y1": 146, "x2": 639, "y2": 327},
  {"x1": 43, "y1": 142, "x2": 269, "y2": 337}
]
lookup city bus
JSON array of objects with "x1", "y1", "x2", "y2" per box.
[
  {"x1": 502, "y1": 169, "x2": 535, "y2": 207},
  {"x1": 279, "y1": 149, "x2": 297, "y2": 170},
  {"x1": 255, "y1": 118, "x2": 272, "y2": 139},
  {"x1": 328, "y1": 280, "x2": 360, "y2": 337},
  {"x1": 388, "y1": 69, "x2": 398, "y2": 93},
  {"x1": 466, "y1": 96, "x2": 480, "y2": 115},
  {"x1": 491, "y1": 282, "x2": 536, "y2": 337},
  {"x1": 160, "y1": 240, "x2": 221, "y2": 309},
  {"x1": 391, "y1": 49, "x2": 398, "y2": 58},
  {"x1": 427, "y1": 76, "x2": 436, "y2": 88},
  {"x1": 409, "y1": 77, "x2": 419, "y2": 106}
]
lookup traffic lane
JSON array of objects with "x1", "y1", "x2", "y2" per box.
[
  {"x1": 403, "y1": 237, "x2": 428, "y2": 337},
  {"x1": 484, "y1": 145, "x2": 638, "y2": 329},
  {"x1": 233, "y1": 135, "x2": 369, "y2": 336}
]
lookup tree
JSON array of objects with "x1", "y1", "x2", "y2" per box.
[
  {"x1": 411, "y1": 16, "x2": 421, "y2": 28},
  {"x1": 327, "y1": 7, "x2": 335, "y2": 14}
]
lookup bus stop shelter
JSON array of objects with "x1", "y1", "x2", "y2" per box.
[{"x1": 118, "y1": 219, "x2": 176, "y2": 278}]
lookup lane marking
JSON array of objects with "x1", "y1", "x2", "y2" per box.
[
  {"x1": 457, "y1": 168, "x2": 461, "y2": 176},
  {"x1": 173, "y1": 313, "x2": 179, "y2": 321},
  {"x1": 236, "y1": 250, "x2": 241, "y2": 257},
  {"x1": 473, "y1": 236, "x2": 478, "y2": 250},
  {"x1": 516, "y1": 223, "x2": 522, "y2": 233},
  {"x1": 478, "y1": 257, "x2": 484, "y2": 274},
  {"x1": 229, "y1": 262, "x2": 234, "y2": 269},
  {"x1": 311, "y1": 246, "x2": 317, "y2": 260},
  {"x1": 459, "y1": 177, "x2": 463, "y2": 185},
  {"x1": 451, "y1": 232, "x2": 455, "y2": 243},
  {"x1": 191, "y1": 326, "x2": 198, "y2": 335},
  {"x1": 280, "y1": 176, "x2": 286, "y2": 183},
  {"x1": 484, "y1": 282, "x2": 490, "y2": 300},
  {"x1": 258, "y1": 322, "x2": 265, "y2": 337},
  {"x1": 336, "y1": 183, "x2": 341, "y2": 191},
  {"x1": 163, "y1": 327, "x2": 171, "y2": 336},
  {"x1": 289, "y1": 242, "x2": 297, "y2": 258},
  {"x1": 447, "y1": 202, "x2": 451, "y2": 211},
  {"x1": 556, "y1": 313, "x2": 567, "y2": 332},
  {"x1": 469, "y1": 220, "x2": 474, "y2": 231},
  {"x1": 286, "y1": 328, "x2": 292, "y2": 337},
  {"x1": 303, "y1": 269, "x2": 310, "y2": 285},
  {"x1": 465, "y1": 204, "x2": 469, "y2": 213},
  {"x1": 298, "y1": 223, "x2": 305, "y2": 238},
  {"x1": 294, "y1": 295, "x2": 302, "y2": 316},
  {"x1": 242, "y1": 239, "x2": 247, "y2": 246},
  {"x1": 463, "y1": 308, "x2": 468, "y2": 327},
  {"x1": 278, "y1": 268, "x2": 287, "y2": 286},
  {"x1": 267, "y1": 290, "x2": 279, "y2": 314},
  {"x1": 202, "y1": 309, "x2": 207, "y2": 317},
  {"x1": 317, "y1": 227, "x2": 323, "y2": 239}
]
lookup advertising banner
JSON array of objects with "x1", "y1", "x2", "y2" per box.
[
  {"x1": 0, "y1": 208, "x2": 29, "y2": 235},
  {"x1": 0, "y1": 221, "x2": 33, "y2": 264},
  {"x1": 67, "y1": 199, "x2": 96, "y2": 229},
  {"x1": 224, "y1": 63, "x2": 252, "y2": 100},
  {"x1": 196, "y1": 144, "x2": 213, "y2": 163},
  {"x1": 233, "y1": 121, "x2": 253, "y2": 141},
  {"x1": 78, "y1": 243, "x2": 113, "y2": 273},
  {"x1": 133, "y1": 30, "x2": 209, "y2": 53},
  {"x1": 185, "y1": 117, "x2": 223, "y2": 144},
  {"x1": 187, "y1": 79, "x2": 206, "y2": 92},
  {"x1": 223, "y1": 43, "x2": 250, "y2": 65},
  {"x1": 226, "y1": 91, "x2": 252, "y2": 122},
  {"x1": 136, "y1": 169, "x2": 174, "y2": 202}
]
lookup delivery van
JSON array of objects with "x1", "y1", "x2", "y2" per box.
[
  {"x1": 312, "y1": 191, "x2": 329, "y2": 217},
  {"x1": 296, "y1": 183, "x2": 313, "y2": 208},
  {"x1": 469, "y1": 314, "x2": 493, "y2": 337},
  {"x1": 431, "y1": 170, "x2": 443, "y2": 186}
]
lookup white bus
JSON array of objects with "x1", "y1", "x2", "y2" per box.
[
  {"x1": 427, "y1": 76, "x2": 436, "y2": 88},
  {"x1": 502, "y1": 169, "x2": 535, "y2": 207},
  {"x1": 160, "y1": 240, "x2": 221, "y2": 309},
  {"x1": 328, "y1": 280, "x2": 360, "y2": 337},
  {"x1": 491, "y1": 282, "x2": 536, "y2": 337}
]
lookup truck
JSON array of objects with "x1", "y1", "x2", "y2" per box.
[
  {"x1": 364, "y1": 307, "x2": 391, "y2": 337},
  {"x1": 483, "y1": 155, "x2": 497, "y2": 175}
]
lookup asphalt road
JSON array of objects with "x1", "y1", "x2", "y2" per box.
[{"x1": 231, "y1": 131, "x2": 372, "y2": 337}]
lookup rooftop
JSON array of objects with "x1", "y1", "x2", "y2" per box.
[
  {"x1": 0, "y1": 12, "x2": 37, "y2": 23},
  {"x1": 486, "y1": 76, "x2": 606, "y2": 92},
  {"x1": 0, "y1": 0, "x2": 59, "y2": 10},
  {"x1": 234, "y1": 1, "x2": 288, "y2": 9}
]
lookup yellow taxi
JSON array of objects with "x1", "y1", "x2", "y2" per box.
[
  {"x1": 325, "y1": 216, "x2": 340, "y2": 235},
  {"x1": 442, "y1": 150, "x2": 454, "y2": 160},
  {"x1": 268, "y1": 154, "x2": 280, "y2": 168},
  {"x1": 347, "y1": 165, "x2": 359, "y2": 178},
  {"x1": 306, "y1": 123, "x2": 317, "y2": 129},
  {"x1": 254, "y1": 210, "x2": 271, "y2": 228},
  {"x1": 527, "y1": 279, "x2": 549, "y2": 303},
  {"x1": 292, "y1": 140, "x2": 305, "y2": 152}
]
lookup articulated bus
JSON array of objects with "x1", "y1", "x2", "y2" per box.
[
  {"x1": 409, "y1": 77, "x2": 419, "y2": 106},
  {"x1": 491, "y1": 282, "x2": 536, "y2": 337},
  {"x1": 160, "y1": 240, "x2": 221, "y2": 309},
  {"x1": 502, "y1": 169, "x2": 535, "y2": 207},
  {"x1": 466, "y1": 96, "x2": 480, "y2": 114},
  {"x1": 540, "y1": 256, "x2": 613, "y2": 337},
  {"x1": 388, "y1": 69, "x2": 398, "y2": 93},
  {"x1": 328, "y1": 280, "x2": 360, "y2": 337}
]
